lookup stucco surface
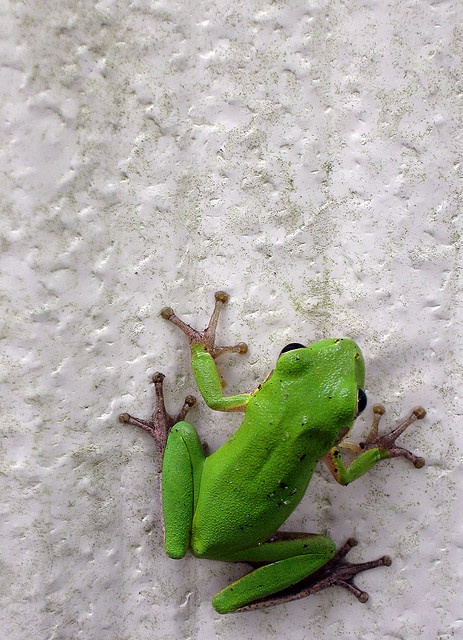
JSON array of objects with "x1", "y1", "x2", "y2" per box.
[{"x1": 1, "y1": 1, "x2": 461, "y2": 638}]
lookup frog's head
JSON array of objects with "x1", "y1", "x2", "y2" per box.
[{"x1": 275, "y1": 339, "x2": 367, "y2": 433}]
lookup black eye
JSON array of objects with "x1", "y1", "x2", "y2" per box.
[
  {"x1": 357, "y1": 388, "x2": 367, "y2": 414},
  {"x1": 279, "y1": 343, "x2": 306, "y2": 357}
]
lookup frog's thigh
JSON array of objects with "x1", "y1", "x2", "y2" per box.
[
  {"x1": 162, "y1": 421, "x2": 205, "y2": 559},
  {"x1": 213, "y1": 536, "x2": 336, "y2": 614}
]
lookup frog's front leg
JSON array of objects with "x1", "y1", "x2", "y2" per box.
[
  {"x1": 323, "y1": 404, "x2": 426, "y2": 485},
  {"x1": 119, "y1": 374, "x2": 205, "y2": 558},
  {"x1": 161, "y1": 291, "x2": 247, "y2": 359},
  {"x1": 212, "y1": 535, "x2": 391, "y2": 613},
  {"x1": 161, "y1": 291, "x2": 251, "y2": 412}
]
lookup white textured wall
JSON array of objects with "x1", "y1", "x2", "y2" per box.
[{"x1": 2, "y1": 1, "x2": 461, "y2": 639}]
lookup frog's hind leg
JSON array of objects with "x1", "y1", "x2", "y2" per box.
[
  {"x1": 236, "y1": 537, "x2": 391, "y2": 612},
  {"x1": 162, "y1": 419, "x2": 206, "y2": 559},
  {"x1": 212, "y1": 533, "x2": 336, "y2": 613},
  {"x1": 119, "y1": 373, "x2": 205, "y2": 559},
  {"x1": 119, "y1": 372, "x2": 196, "y2": 463},
  {"x1": 213, "y1": 535, "x2": 391, "y2": 614}
]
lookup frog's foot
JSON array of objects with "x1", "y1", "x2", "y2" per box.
[
  {"x1": 119, "y1": 372, "x2": 196, "y2": 460},
  {"x1": 237, "y1": 539, "x2": 391, "y2": 611},
  {"x1": 161, "y1": 291, "x2": 248, "y2": 359},
  {"x1": 361, "y1": 404, "x2": 426, "y2": 468},
  {"x1": 290, "y1": 538, "x2": 391, "y2": 604}
]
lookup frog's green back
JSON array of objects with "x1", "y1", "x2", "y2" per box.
[{"x1": 190, "y1": 338, "x2": 364, "y2": 560}]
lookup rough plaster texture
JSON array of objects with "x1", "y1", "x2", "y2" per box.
[{"x1": 1, "y1": 1, "x2": 462, "y2": 639}]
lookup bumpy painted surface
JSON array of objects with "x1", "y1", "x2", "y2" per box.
[{"x1": 1, "y1": 0, "x2": 462, "y2": 638}]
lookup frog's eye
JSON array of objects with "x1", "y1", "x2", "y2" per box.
[
  {"x1": 357, "y1": 388, "x2": 367, "y2": 414},
  {"x1": 279, "y1": 343, "x2": 306, "y2": 357}
]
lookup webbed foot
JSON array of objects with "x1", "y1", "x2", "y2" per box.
[
  {"x1": 361, "y1": 404, "x2": 426, "y2": 468},
  {"x1": 161, "y1": 291, "x2": 248, "y2": 359},
  {"x1": 236, "y1": 539, "x2": 391, "y2": 612},
  {"x1": 119, "y1": 372, "x2": 196, "y2": 461}
]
